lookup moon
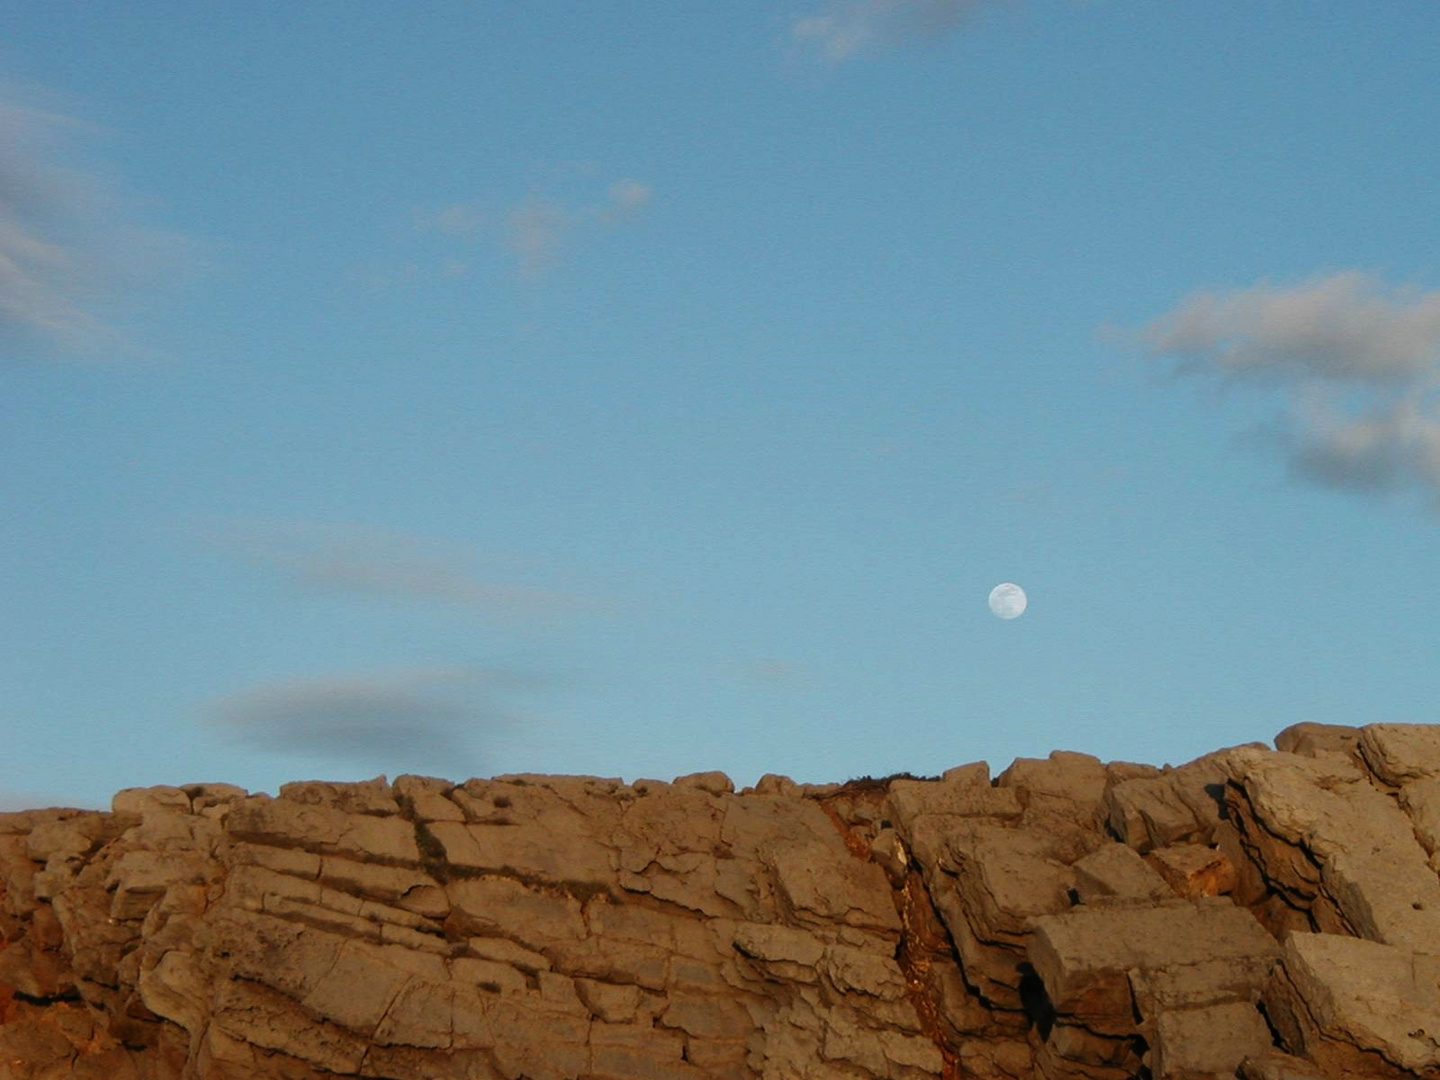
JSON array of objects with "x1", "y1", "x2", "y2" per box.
[{"x1": 988, "y1": 582, "x2": 1027, "y2": 620}]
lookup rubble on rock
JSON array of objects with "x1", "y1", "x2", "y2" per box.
[{"x1": 1, "y1": 722, "x2": 1438, "y2": 1079}]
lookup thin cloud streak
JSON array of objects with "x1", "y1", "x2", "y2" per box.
[
  {"x1": 0, "y1": 102, "x2": 107, "y2": 349},
  {"x1": 792, "y1": 0, "x2": 997, "y2": 62},
  {"x1": 197, "y1": 517, "x2": 596, "y2": 619},
  {"x1": 0, "y1": 96, "x2": 188, "y2": 359},
  {"x1": 1136, "y1": 272, "x2": 1440, "y2": 506}
]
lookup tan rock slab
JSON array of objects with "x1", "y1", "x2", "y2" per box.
[
  {"x1": 1273, "y1": 723, "x2": 1361, "y2": 761},
  {"x1": 1229, "y1": 748, "x2": 1440, "y2": 950},
  {"x1": 1148, "y1": 844, "x2": 1238, "y2": 899},
  {"x1": 1028, "y1": 899, "x2": 1279, "y2": 1033},
  {"x1": 1359, "y1": 723, "x2": 1440, "y2": 785},
  {"x1": 1263, "y1": 931, "x2": 1440, "y2": 1077},
  {"x1": 1072, "y1": 842, "x2": 1173, "y2": 905},
  {"x1": 1152, "y1": 1001, "x2": 1274, "y2": 1080}
]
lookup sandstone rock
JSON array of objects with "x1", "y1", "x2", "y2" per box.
[
  {"x1": 1028, "y1": 898, "x2": 1279, "y2": 1035},
  {"x1": 673, "y1": 770, "x2": 734, "y2": 796},
  {"x1": 1263, "y1": 931, "x2": 1440, "y2": 1077},
  {"x1": 3, "y1": 725, "x2": 1440, "y2": 1080},
  {"x1": 1274, "y1": 722, "x2": 1362, "y2": 761},
  {"x1": 1359, "y1": 723, "x2": 1440, "y2": 786},
  {"x1": 1401, "y1": 777, "x2": 1440, "y2": 855},
  {"x1": 1227, "y1": 747, "x2": 1440, "y2": 950},
  {"x1": 1147, "y1": 843, "x2": 1238, "y2": 899},
  {"x1": 1151, "y1": 1000, "x2": 1274, "y2": 1080},
  {"x1": 1071, "y1": 842, "x2": 1173, "y2": 905},
  {"x1": 1104, "y1": 746, "x2": 1257, "y2": 854},
  {"x1": 1238, "y1": 1049, "x2": 1331, "y2": 1080}
]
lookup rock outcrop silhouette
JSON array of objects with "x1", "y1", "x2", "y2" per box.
[{"x1": 2, "y1": 722, "x2": 1439, "y2": 1079}]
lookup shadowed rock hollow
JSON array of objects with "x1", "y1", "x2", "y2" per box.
[{"x1": 2, "y1": 722, "x2": 1439, "y2": 1079}]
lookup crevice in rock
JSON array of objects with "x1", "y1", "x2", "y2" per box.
[{"x1": 814, "y1": 778, "x2": 965, "y2": 1079}]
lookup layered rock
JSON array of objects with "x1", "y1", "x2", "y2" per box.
[{"x1": 0, "y1": 723, "x2": 1436, "y2": 1079}]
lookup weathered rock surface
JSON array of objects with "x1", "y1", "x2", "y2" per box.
[{"x1": 1, "y1": 724, "x2": 1438, "y2": 1079}]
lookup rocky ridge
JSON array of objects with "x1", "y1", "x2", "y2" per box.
[{"x1": 1, "y1": 722, "x2": 1438, "y2": 1079}]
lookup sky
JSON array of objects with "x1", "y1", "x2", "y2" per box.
[{"x1": 4, "y1": 2, "x2": 1440, "y2": 808}]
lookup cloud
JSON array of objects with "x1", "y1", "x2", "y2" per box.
[
  {"x1": 599, "y1": 179, "x2": 652, "y2": 222},
  {"x1": 1135, "y1": 272, "x2": 1440, "y2": 505},
  {"x1": 197, "y1": 517, "x2": 595, "y2": 619},
  {"x1": 1139, "y1": 271, "x2": 1440, "y2": 385},
  {"x1": 507, "y1": 198, "x2": 568, "y2": 277},
  {"x1": 416, "y1": 175, "x2": 652, "y2": 279},
  {"x1": 425, "y1": 203, "x2": 486, "y2": 236},
  {"x1": 210, "y1": 666, "x2": 537, "y2": 764},
  {"x1": 726, "y1": 658, "x2": 814, "y2": 692},
  {"x1": 0, "y1": 95, "x2": 185, "y2": 359},
  {"x1": 792, "y1": 0, "x2": 996, "y2": 62},
  {"x1": 0, "y1": 102, "x2": 107, "y2": 349}
]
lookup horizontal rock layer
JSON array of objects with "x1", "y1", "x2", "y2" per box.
[{"x1": 0, "y1": 722, "x2": 1438, "y2": 1079}]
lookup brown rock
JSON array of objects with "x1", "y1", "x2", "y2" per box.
[
  {"x1": 1147, "y1": 843, "x2": 1239, "y2": 899},
  {"x1": 1273, "y1": 722, "x2": 1362, "y2": 761},
  {"x1": 1151, "y1": 1001, "x2": 1275, "y2": 1080},
  {"x1": 1028, "y1": 899, "x2": 1280, "y2": 1035},
  {"x1": 1264, "y1": 931, "x2": 1440, "y2": 1077},
  {"x1": 4, "y1": 729, "x2": 1440, "y2": 1080},
  {"x1": 1228, "y1": 746, "x2": 1440, "y2": 950},
  {"x1": 1071, "y1": 842, "x2": 1173, "y2": 905},
  {"x1": 1358, "y1": 723, "x2": 1440, "y2": 786}
]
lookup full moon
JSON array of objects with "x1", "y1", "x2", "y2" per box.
[{"x1": 988, "y1": 582, "x2": 1027, "y2": 619}]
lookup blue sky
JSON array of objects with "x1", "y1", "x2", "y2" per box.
[{"x1": 4, "y1": 2, "x2": 1439, "y2": 808}]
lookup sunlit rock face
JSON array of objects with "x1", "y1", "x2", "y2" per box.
[{"x1": 1, "y1": 723, "x2": 1439, "y2": 1080}]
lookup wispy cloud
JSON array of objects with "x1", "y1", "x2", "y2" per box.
[
  {"x1": 0, "y1": 94, "x2": 186, "y2": 359},
  {"x1": 725, "y1": 657, "x2": 815, "y2": 692},
  {"x1": 0, "y1": 102, "x2": 107, "y2": 350},
  {"x1": 196, "y1": 517, "x2": 596, "y2": 619},
  {"x1": 791, "y1": 0, "x2": 998, "y2": 62},
  {"x1": 1135, "y1": 271, "x2": 1440, "y2": 505},
  {"x1": 507, "y1": 197, "x2": 569, "y2": 277},
  {"x1": 209, "y1": 666, "x2": 539, "y2": 765},
  {"x1": 417, "y1": 175, "x2": 652, "y2": 278}
]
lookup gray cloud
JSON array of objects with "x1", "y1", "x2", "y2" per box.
[
  {"x1": 210, "y1": 666, "x2": 536, "y2": 765},
  {"x1": 1139, "y1": 271, "x2": 1440, "y2": 385},
  {"x1": 0, "y1": 97, "x2": 185, "y2": 358},
  {"x1": 792, "y1": 0, "x2": 997, "y2": 62},
  {"x1": 198, "y1": 518, "x2": 595, "y2": 619},
  {"x1": 0, "y1": 103, "x2": 107, "y2": 349},
  {"x1": 1136, "y1": 272, "x2": 1440, "y2": 505}
]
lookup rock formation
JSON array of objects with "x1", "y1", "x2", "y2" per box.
[{"x1": 2, "y1": 722, "x2": 1439, "y2": 1079}]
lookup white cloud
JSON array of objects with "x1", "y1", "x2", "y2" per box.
[
  {"x1": 209, "y1": 666, "x2": 538, "y2": 764},
  {"x1": 196, "y1": 517, "x2": 595, "y2": 618},
  {"x1": 1136, "y1": 272, "x2": 1440, "y2": 506},
  {"x1": 792, "y1": 0, "x2": 996, "y2": 62}
]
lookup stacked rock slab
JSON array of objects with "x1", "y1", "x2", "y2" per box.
[{"x1": 0, "y1": 724, "x2": 1437, "y2": 1079}]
